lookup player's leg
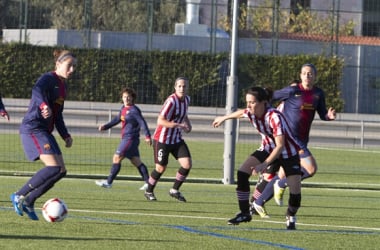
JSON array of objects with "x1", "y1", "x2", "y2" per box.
[
  {"x1": 169, "y1": 141, "x2": 192, "y2": 202},
  {"x1": 144, "y1": 140, "x2": 168, "y2": 201},
  {"x1": 131, "y1": 156, "x2": 150, "y2": 190},
  {"x1": 96, "y1": 139, "x2": 131, "y2": 188},
  {"x1": 24, "y1": 155, "x2": 67, "y2": 220},
  {"x1": 251, "y1": 162, "x2": 280, "y2": 218},
  {"x1": 11, "y1": 133, "x2": 62, "y2": 219},
  {"x1": 274, "y1": 149, "x2": 316, "y2": 205},
  {"x1": 128, "y1": 139, "x2": 150, "y2": 190},
  {"x1": 281, "y1": 156, "x2": 302, "y2": 230},
  {"x1": 228, "y1": 150, "x2": 268, "y2": 225}
]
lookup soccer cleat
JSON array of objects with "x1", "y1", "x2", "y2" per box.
[
  {"x1": 95, "y1": 180, "x2": 112, "y2": 188},
  {"x1": 286, "y1": 215, "x2": 296, "y2": 230},
  {"x1": 144, "y1": 191, "x2": 157, "y2": 201},
  {"x1": 10, "y1": 193, "x2": 24, "y2": 216},
  {"x1": 22, "y1": 204, "x2": 39, "y2": 221},
  {"x1": 252, "y1": 202, "x2": 270, "y2": 218},
  {"x1": 228, "y1": 212, "x2": 252, "y2": 225},
  {"x1": 169, "y1": 189, "x2": 186, "y2": 202},
  {"x1": 139, "y1": 183, "x2": 148, "y2": 191},
  {"x1": 274, "y1": 179, "x2": 285, "y2": 206}
]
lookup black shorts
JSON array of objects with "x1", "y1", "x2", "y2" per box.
[
  {"x1": 251, "y1": 150, "x2": 301, "y2": 177},
  {"x1": 153, "y1": 139, "x2": 191, "y2": 166}
]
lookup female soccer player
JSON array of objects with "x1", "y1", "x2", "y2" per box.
[
  {"x1": 10, "y1": 50, "x2": 76, "y2": 220},
  {"x1": 95, "y1": 87, "x2": 152, "y2": 190},
  {"x1": 0, "y1": 95, "x2": 9, "y2": 120},
  {"x1": 212, "y1": 86, "x2": 302, "y2": 229},
  {"x1": 144, "y1": 77, "x2": 192, "y2": 202},
  {"x1": 252, "y1": 63, "x2": 336, "y2": 218}
]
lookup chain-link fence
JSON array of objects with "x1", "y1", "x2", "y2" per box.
[
  {"x1": 1, "y1": 0, "x2": 380, "y2": 113},
  {"x1": 0, "y1": 0, "x2": 379, "y2": 180}
]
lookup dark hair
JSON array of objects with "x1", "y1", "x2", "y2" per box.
[
  {"x1": 301, "y1": 63, "x2": 317, "y2": 75},
  {"x1": 120, "y1": 87, "x2": 136, "y2": 101},
  {"x1": 174, "y1": 76, "x2": 189, "y2": 85},
  {"x1": 246, "y1": 86, "x2": 273, "y2": 102}
]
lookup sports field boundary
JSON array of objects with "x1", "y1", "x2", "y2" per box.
[{"x1": 2, "y1": 171, "x2": 379, "y2": 191}]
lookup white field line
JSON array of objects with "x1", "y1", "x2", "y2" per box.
[{"x1": 69, "y1": 208, "x2": 380, "y2": 232}]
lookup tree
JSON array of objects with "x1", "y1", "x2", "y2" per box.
[{"x1": 220, "y1": 0, "x2": 355, "y2": 37}]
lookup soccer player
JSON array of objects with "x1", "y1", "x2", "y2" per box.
[
  {"x1": 10, "y1": 50, "x2": 76, "y2": 220},
  {"x1": 95, "y1": 87, "x2": 152, "y2": 190},
  {"x1": 144, "y1": 77, "x2": 192, "y2": 202},
  {"x1": 212, "y1": 86, "x2": 302, "y2": 229},
  {"x1": 0, "y1": 94, "x2": 9, "y2": 121},
  {"x1": 252, "y1": 63, "x2": 336, "y2": 218}
]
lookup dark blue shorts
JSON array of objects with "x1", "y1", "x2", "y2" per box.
[
  {"x1": 21, "y1": 131, "x2": 62, "y2": 161},
  {"x1": 115, "y1": 138, "x2": 140, "y2": 159}
]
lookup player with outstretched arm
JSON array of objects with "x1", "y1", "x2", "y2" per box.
[
  {"x1": 212, "y1": 86, "x2": 302, "y2": 229},
  {"x1": 95, "y1": 87, "x2": 152, "y2": 190}
]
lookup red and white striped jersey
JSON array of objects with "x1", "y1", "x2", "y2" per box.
[
  {"x1": 153, "y1": 93, "x2": 190, "y2": 144},
  {"x1": 244, "y1": 107, "x2": 300, "y2": 159}
]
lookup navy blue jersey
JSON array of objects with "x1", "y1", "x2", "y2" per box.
[
  {"x1": 272, "y1": 83, "x2": 329, "y2": 146},
  {"x1": 0, "y1": 96, "x2": 5, "y2": 111},
  {"x1": 102, "y1": 104, "x2": 151, "y2": 140},
  {"x1": 20, "y1": 72, "x2": 70, "y2": 139}
]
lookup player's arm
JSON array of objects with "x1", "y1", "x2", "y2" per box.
[
  {"x1": 32, "y1": 75, "x2": 54, "y2": 119},
  {"x1": 99, "y1": 110, "x2": 122, "y2": 131},
  {"x1": 182, "y1": 116, "x2": 192, "y2": 133},
  {"x1": 0, "y1": 96, "x2": 9, "y2": 121},
  {"x1": 255, "y1": 134, "x2": 285, "y2": 174},
  {"x1": 133, "y1": 109, "x2": 152, "y2": 145},
  {"x1": 317, "y1": 90, "x2": 336, "y2": 121},
  {"x1": 212, "y1": 109, "x2": 245, "y2": 128},
  {"x1": 157, "y1": 114, "x2": 178, "y2": 128}
]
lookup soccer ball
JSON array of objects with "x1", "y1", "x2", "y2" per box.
[{"x1": 42, "y1": 198, "x2": 68, "y2": 222}]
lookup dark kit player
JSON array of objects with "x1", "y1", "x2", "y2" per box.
[{"x1": 10, "y1": 50, "x2": 76, "y2": 220}]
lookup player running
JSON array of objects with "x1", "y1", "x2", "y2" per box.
[
  {"x1": 251, "y1": 63, "x2": 336, "y2": 219},
  {"x1": 213, "y1": 86, "x2": 302, "y2": 229}
]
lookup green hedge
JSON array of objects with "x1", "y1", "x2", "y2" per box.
[{"x1": 0, "y1": 44, "x2": 344, "y2": 110}]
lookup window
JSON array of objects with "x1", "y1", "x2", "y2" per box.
[
  {"x1": 290, "y1": 0, "x2": 311, "y2": 15},
  {"x1": 362, "y1": 0, "x2": 380, "y2": 36}
]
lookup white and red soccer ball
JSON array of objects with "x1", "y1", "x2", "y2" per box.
[{"x1": 42, "y1": 198, "x2": 68, "y2": 222}]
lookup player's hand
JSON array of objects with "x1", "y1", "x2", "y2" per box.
[
  {"x1": 177, "y1": 123, "x2": 191, "y2": 133},
  {"x1": 212, "y1": 116, "x2": 225, "y2": 128},
  {"x1": 252, "y1": 162, "x2": 267, "y2": 175},
  {"x1": 327, "y1": 107, "x2": 336, "y2": 120},
  {"x1": 65, "y1": 137, "x2": 73, "y2": 148},
  {"x1": 98, "y1": 125, "x2": 104, "y2": 131},
  {"x1": 0, "y1": 110, "x2": 9, "y2": 121},
  {"x1": 145, "y1": 137, "x2": 152, "y2": 146},
  {"x1": 41, "y1": 105, "x2": 51, "y2": 119}
]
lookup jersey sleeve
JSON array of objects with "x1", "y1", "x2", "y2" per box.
[
  {"x1": 315, "y1": 87, "x2": 329, "y2": 121},
  {"x1": 133, "y1": 106, "x2": 151, "y2": 138},
  {"x1": 272, "y1": 86, "x2": 294, "y2": 103},
  {"x1": 55, "y1": 102, "x2": 71, "y2": 139},
  {"x1": 102, "y1": 108, "x2": 122, "y2": 130},
  {"x1": 32, "y1": 74, "x2": 54, "y2": 110},
  {"x1": 0, "y1": 95, "x2": 5, "y2": 111}
]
